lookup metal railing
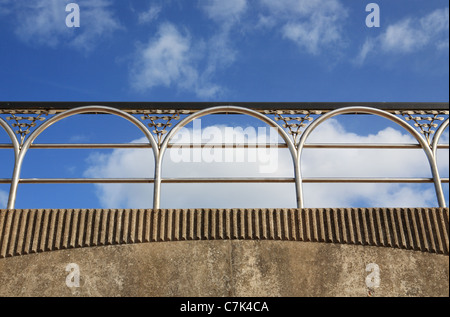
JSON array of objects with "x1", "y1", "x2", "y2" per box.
[{"x1": 0, "y1": 102, "x2": 448, "y2": 209}]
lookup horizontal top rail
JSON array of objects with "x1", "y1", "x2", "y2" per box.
[
  {"x1": 0, "y1": 143, "x2": 449, "y2": 149},
  {"x1": 0, "y1": 101, "x2": 449, "y2": 112},
  {"x1": 0, "y1": 177, "x2": 448, "y2": 184}
]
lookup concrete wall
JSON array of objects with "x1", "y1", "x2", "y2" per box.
[
  {"x1": 0, "y1": 241, "x2": 448, "y2": 297},
  {"x1": 0, "y1": 208, "x2": 448, "y2": 297}
]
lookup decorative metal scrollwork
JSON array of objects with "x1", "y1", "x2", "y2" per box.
[
  {"x1": 4, "y1": 110, "x2": 54, "y2": 146},
  {"x1": 397, "y1": 110, "x2": 449, "y2": 146},
  {"x1": 264, "y1": 110, "x2": 322, "y2": 145},
  {"x1": 138, "y1": 111, "x2": 181, "y2": 148}
]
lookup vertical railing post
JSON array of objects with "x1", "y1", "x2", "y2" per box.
[
  {"x1": 153, "y1": 153, "x2": 162, "y2": 210},
  {"x1": 1, "y1": 117, "x2": 20, "y2": 210}
]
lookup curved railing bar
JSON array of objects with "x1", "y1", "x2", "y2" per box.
[
  {"x1": 0, "y1": 117, "x2": 20, "y2": 158},
  {"x1": 296, "y1": 106, "x2": 446, "y2": 208},
  {"x1": 432, "y1": 118, "x2": 449, "y2": 158},
  {"x1": 154, "y1": 106, "x2": 298, "y2": 209},
  {"x1": 7, "y1": 106, "x2": 159, "y2": 210},
  {"x1": 0, "y1": 118, "x2": 20, "y2": 210}
]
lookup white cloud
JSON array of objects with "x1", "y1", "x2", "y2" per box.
[
  {"x1": 255, "y1": 14, "x2": 277, "y2": 29},
  {"x1": 440, "y1": 130, "x2": 449, "y2": 144},
  {"x1": 301, "y1": 119, "x2": 447, "y2": 207},
  {"x1": 259, "y1": 0, "x2": 348, "y2": 54},
  {"x1": 197, "y1": 0, "x2": 248, "y2": 93},
  {"x1": 437, "y1": 130, "x2": 449, "y2": 178},
  {"x1": 356, "y1": 7, "x2": 449, "y2": 64},
  {"x1": 0, "y1": 0, "x2": 11, "y2": 16},
  {"x1": 355, "y1": 38, "x2": 375, "y2": 66},
  {"x1": 130, "y1": 22, "x2": 222, "y2": 99},
  {"x1": 302, "y1": 119, "x2": 430, "y2": 177},
  {"x1": 83, "y1": 118, "x2": 448, "y2": 209},
  {"x1": 12, "y1": 0, "x2": 121, "y2": 52},
  {"x1": 200, "y1": 0, "x2": 247, "y2": 24},
  {"x1": 69, "y1": 0, "x2": 122, "y2": 51},
  {"x1": 420, "y1": 7, "x2": 449, "y2": 37},
  {"x1": 130, "y1": 0, "x2": 348, "y2": 96},
  {"x1": 130, "y1": 23, "x2": 194, "y2": 89},
  {"x1": 304, "y1": 183, "x2": 436, "y2": 208},
  {"x1": 203, "y1": 30, "x2": 237, "y2": 79},
  {"x1": 381, "y1": 19, "x2": 422, "y2": 53},
  {"x1": 138, "y1": 4, "x2": 161, "y2": 24},
  {"x1": 84, "y1": 149, "x2": 154, "y2": 208},
  {"x1": 0, "y1": 190, "x2": 7, "y2": 209},
  {"x1": 14, "y1": 0, "x2": 67, "y2": 48}
]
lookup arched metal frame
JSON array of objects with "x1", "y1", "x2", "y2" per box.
[
  {"x1": 432, "y1": 118, "x2": 450, "y2": 203},
  {"x1": 297, "y1": 107, "x2": 446, "y2": 208},
  {"x1": 155, "y1": 106, "x2": 298, "y2": 209},
  {"x1": 1, "y1": 105, "x2": 448, "y2": 210},
  {"x1": 6, "y1": 106, "x2": 159, "y2": 210},
  {"x1": 432, "y1": 118, "x2": 449, "y2": 158}
]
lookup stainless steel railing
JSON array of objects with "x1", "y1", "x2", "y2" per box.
[{"x1": 0, "y1": 102, "x2": 448, "y2": 209}]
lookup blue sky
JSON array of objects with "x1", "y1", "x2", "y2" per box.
[{"x1": 0, "y1": 0, "x2": 449, "y2": 209}]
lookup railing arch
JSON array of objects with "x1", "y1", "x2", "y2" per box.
[
  {"x1": 296, "y1": 106, "x2": 446, "y2": 208},
  {"x1": 154, "y1": 106, "x2": 299, "y2": 209},
  {"x1": 432, "y1": 118, "x2": 449, "y2": 157},
  {"x1": 7, "y1": 106, "x2": 159, "y2": 209}
]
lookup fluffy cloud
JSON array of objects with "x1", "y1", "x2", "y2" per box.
[
  {"x1": 300, "y1": 119, "x2": 447, "y2": 207},
  {"x1": 84, "y1": 148, "x2": 154, "y2": 208},
  {"x1": 0, "y1": 0, "x2": 11, "y2": 16},
  {"x1": 138, "y1": 4, "x2": 161, "y2": 24},
  {"x1": 138, "y1": 5, "x2": 162, "y2": 24},
  {"x1": 356, "y1": 7, "x2": 449, "y2": 64},
  {"x1": 258, "y1": 0, "x2": 348, "y2": 54},
  {"x1": 130, "y1": 23, "x2": 222, "y2": 99},
  {"x1": 11, "y1": 0, "x2": 121, "y2": 52},
  {"x1": 303, "y1": 121, "x2": 430, "y2": 177},
  {"x1": 197, "y1": 0, "x2": 249, "y2": 91},
  {"x1": 129, "y1": 0, "x2": 349, "y2": 97},
  {"x1": 304, "y1": 183, "x2": 436, "y2": 209},
  {"x1": 436, "y1": 130, "x2": 449, "y2": 177},
  {"x1": 200, "y1": 0, "x2": 247, "y2": 24},
  {"x1": 130, "y1": 23, "x2": 196, "y2": 90},
  {"x1": 440, "y1": 130, "x2": 449, "y2": 144},
  {"x1": 83, "y1": 118, "x2": 448, "y2": 209},
  {"x1": 0, "y1": 190, "x2": 7, "y2": 209},
  {"x1": 68, "y1": 0, "x2": 122, "y2": 50}
]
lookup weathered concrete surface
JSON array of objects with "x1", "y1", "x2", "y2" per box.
[
  {"x1": 2, "y1": 208, "x2": 448, "y2": 259},
  {"x1": 0, "y1": 241, "x2": 448, "y2": 297}
]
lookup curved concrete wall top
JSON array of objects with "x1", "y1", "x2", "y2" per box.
[{"x1": 0, "y1": 208, "x2": 448, "y2": 297}]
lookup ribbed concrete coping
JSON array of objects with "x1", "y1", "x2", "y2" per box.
[{"x1": 0, "y1": 208, "x2": 448, "y2": 258}]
